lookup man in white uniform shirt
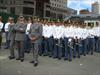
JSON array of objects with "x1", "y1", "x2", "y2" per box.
[
  {"x1": 63, "y1": 22, "x2": 73, "y2": 61},
  {"x1": 42, "y1": 21, "x2": 49, "y2": 56},
  {"x1": 0, "y1": 16, "x2": 4, "y2": 48},
  {"x1": 98, "y1": 26, "x2": 100, "y2": 52},
  {"x1": 86, "y1": 26, "x2": 95, "y2": 55},
  {"x1": 47, "y1": 21, "x2": 54, "y2": 57},
  {"x1": 81, "y1": 24, "x2": 87, "y2": 56},
  {"x1": 53, "y1": 21, "x2": 64, "y2": 59},
  {"x1": 73, "y1": 23, "x2": 81, "y2": 58},
  {"x1": 24, "y1": 17, "x2": 32, "y2": 53},
  {"x1": 94, "y1": 25, "x2": 100, "y2": 52},
  {"x1": 4, "y1": 17, "x2": 11, "y2": 49}
]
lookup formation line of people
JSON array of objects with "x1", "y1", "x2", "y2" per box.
[{"x1": 0, "y1": 16, "x2": 100, "y2": 67}]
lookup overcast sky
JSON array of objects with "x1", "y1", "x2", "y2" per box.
[{"x1": 68, "y1": 0, "x2": 99, "y2": 14}]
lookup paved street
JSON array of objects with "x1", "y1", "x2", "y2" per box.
[{"x1": 0, "y1": 47, "x2": 100, "y2": 75}]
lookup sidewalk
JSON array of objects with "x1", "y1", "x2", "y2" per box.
[{"x1": 0, "y1": 48, "x2": 100, "y2": 75}]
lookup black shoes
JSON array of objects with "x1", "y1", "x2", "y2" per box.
[
  {"x1": 16, "y1": 58, "x2": 20, "y2": 60},
  {"x1": 34, "y1": 63, "x2": 38, "y2": 67},
  {"x1": 30, "y1": 61, "x2": 34, "y2": 63},
  {"x1": 69, "y1": 59, "x2": 72, "y2": 62},
  {"x1": 16, "y1": 58, "x2": 24, "y2": 62},
  {"x1": 20, "y1": 59, "x2": 24, "y2": 62},
  {"x1": 43, "y1": 53, "x2": 48, "y2": 56},
  {"x1": 91, "y1": 52, "x2": 93, "y2": 55},
  {"x1": 64, "y1": 58, "x2": 68, "y2": 61},
  {"x1": 73, "y1": 56, "x2": 76, "y2": 58},
  {"x1": 4, "y1": 46, "x2": 9, "y2": 49},
  {"x1": 30, "y1": 61, "x2": 38, "y2": 67},
  {"x1": 58, "y1": 58, "x2": 61, "y2": 60},
  {"x1": 25, "y1": 51, "x2": 30, "y2": 53},
  {"x1": 9, "y1": 56, "x2": 15, "y2": 60},
  {"x1": 77, "y1": 56, "x2": 80, "y2": 58},
  {"x1": 9, "y1": 56, "x2": 24, "y2": 62}
]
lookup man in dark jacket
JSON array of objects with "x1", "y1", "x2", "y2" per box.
[
  {"x1": 14, "y1": 16, "x2": 27, "y2": 62},
  {"x1": 29, "y1": 18, "x2": 43, "y2": 67}
]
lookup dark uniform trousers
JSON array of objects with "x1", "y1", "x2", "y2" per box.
[
  {"x1": 0, "y1": 32, "x2": 2, "y2": 48},
  {"x1": 87, "y1": 38, "x2": 94, "y2": 55},
  {"x1": 73, "y1": 39, "x2": 81, "y2": 58},
  {"x1": 43, "y1": 36, "x2": 54, "y2": 56},
  {"x1": 53, "y1": 38, "x2": 63, "y2": 59},
  {"x1": 9, "y1": 39, "x2": 15, "y2": 57},
  {"x1": 81, "y1": 39, "x2": 86, "y2": 56},
  {"x1": 43, "y1": 37, "x2": 49, "y2": 55},
  {"x1": 5, "y1": 32, "x2": 10, "y2": 48},
  {"x1": 24, "y1": 34, "x2": 31, "y2": 52},
  {"x1": 95, "y1": 37, "x2": 100, "y2": 52},
  {"x1": 98, "y1": 37, "x2": 100, "y2": 52}
]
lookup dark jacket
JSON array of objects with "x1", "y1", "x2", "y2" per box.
[
  {"x1": 8, "y1": 23, "x2": 15, "y2": 41},
  {"x1": 14, "y1": 23, "x2": 27, "y2": 41},
  {"x1": 29, "y1": 22, "x2": 43, "y2": 44}
]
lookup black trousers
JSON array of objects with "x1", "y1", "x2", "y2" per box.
[
  {"x1": 9, "y1": 39, "x2": 15, "y2": 57},
  {"x1": 0, "y1": 34, "x2": 2, "y2": 47}
]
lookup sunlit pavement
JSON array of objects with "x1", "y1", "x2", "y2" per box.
[{"x1": 0, "y1": 47, "x2": 100, "y2": 75}]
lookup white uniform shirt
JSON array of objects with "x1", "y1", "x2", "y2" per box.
[
  {"x1": 0, "y1": 22, "x2": 4, "y2": 32},
  {"x1": 26, "y1": 23, "x2": 32, "y2": 35},
  {"x1": 4, "y1": 22, "x2": 10, "y2": 32},
  {"x1": 67, "y1": 26, "x2": 73, "y2": 38},
  {"x1": 98, "y1": 26, "x2": 100, "y2": 36},
  {"x1": 42, "y1": 24, "x2": 49, "y2": 38},
  {"x1": 88, "y1": 28, "x2": 94, "y2": 38},
  {"x1": 64, "y1": 26, "x2": 69, "y2": 38},
  {"x1": 77, "y1": 27, "x2": 83, "y2": 39},
  {"x1": 72, "y1": 26, "x2": 77, "y2": 39},
  {"x1": 69, "y1": 26, "x2": 76, "y2": 38},
  {"x1": 53, "y1": 25, "x2": 64, "y2": 39},
  {"x1": 46, "y1": 25, "x2": 54, "y2": 38},
  {"x1": 94, "y1": 26, "x2": 100, "y2": 37},
  {"x1": 93, "y1": 27, "x2": 98, "y2": 36},
  {"x1": 58, "y1": 25, "x2": 64, "y2": 39},
  {"x1": 81, "y1": 28, "x2": 88, "y2": 39}
]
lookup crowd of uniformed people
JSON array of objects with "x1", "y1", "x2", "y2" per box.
[{"x1": 0, "y1": 16, "x2": 100, "y2": 67}]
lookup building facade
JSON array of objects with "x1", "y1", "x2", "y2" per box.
[
  {"x1": 0, "y1": 0, "x2": 77, "y2": 19},
  {"x1": 50, "y1": 0, "x2": 67, "y2": 19},
  {"x1": 92, "y1": 1, "x2": 100, "y2": 14},
  {"x1": 0, "y1": 0, "x2": 50, "y2": 18},
  {"x1": 79, "y1": 9, "x2": 91, "y2": 14}
]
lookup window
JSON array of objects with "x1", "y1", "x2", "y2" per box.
[
  {"x1": 0, "y1": 7, "x2": 7, "y2": 12},
  {"x1": 45, "y1": 10, "x2": 50, "y2": 17},
  {"x1": 23, "y1": 7, "x2": 34, "y2": 15},
  {"x1": 0, "y1": 0, "x2": 3, "y2": 3},
  {"x1": 13, "y1": 0, "x2": 15, "y2": 4},
  {"x1": 57, "y1": 14, "x2": 63, "y2": 19},
  {"x1": 10, "y1": 1, "x2": 12, "y2": 4},
  {"x1": 24, "y1": 1, "x2": 34, "y2": 5},
  {"x1": 46, "y1": 5, "x2": 50, "y2": 8},
  {"x1": 0, "y1": 7, "x2": 6, "y2": 9},
  {"x1": 51, "y1": 12, "x2": 56, "y2": 18},
  {"x1": 10, "y1": 7, "x2": 15, "y2": 14},
  {"x1": 55, "y1": 4, "x2": 56, "y2": 7}
]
